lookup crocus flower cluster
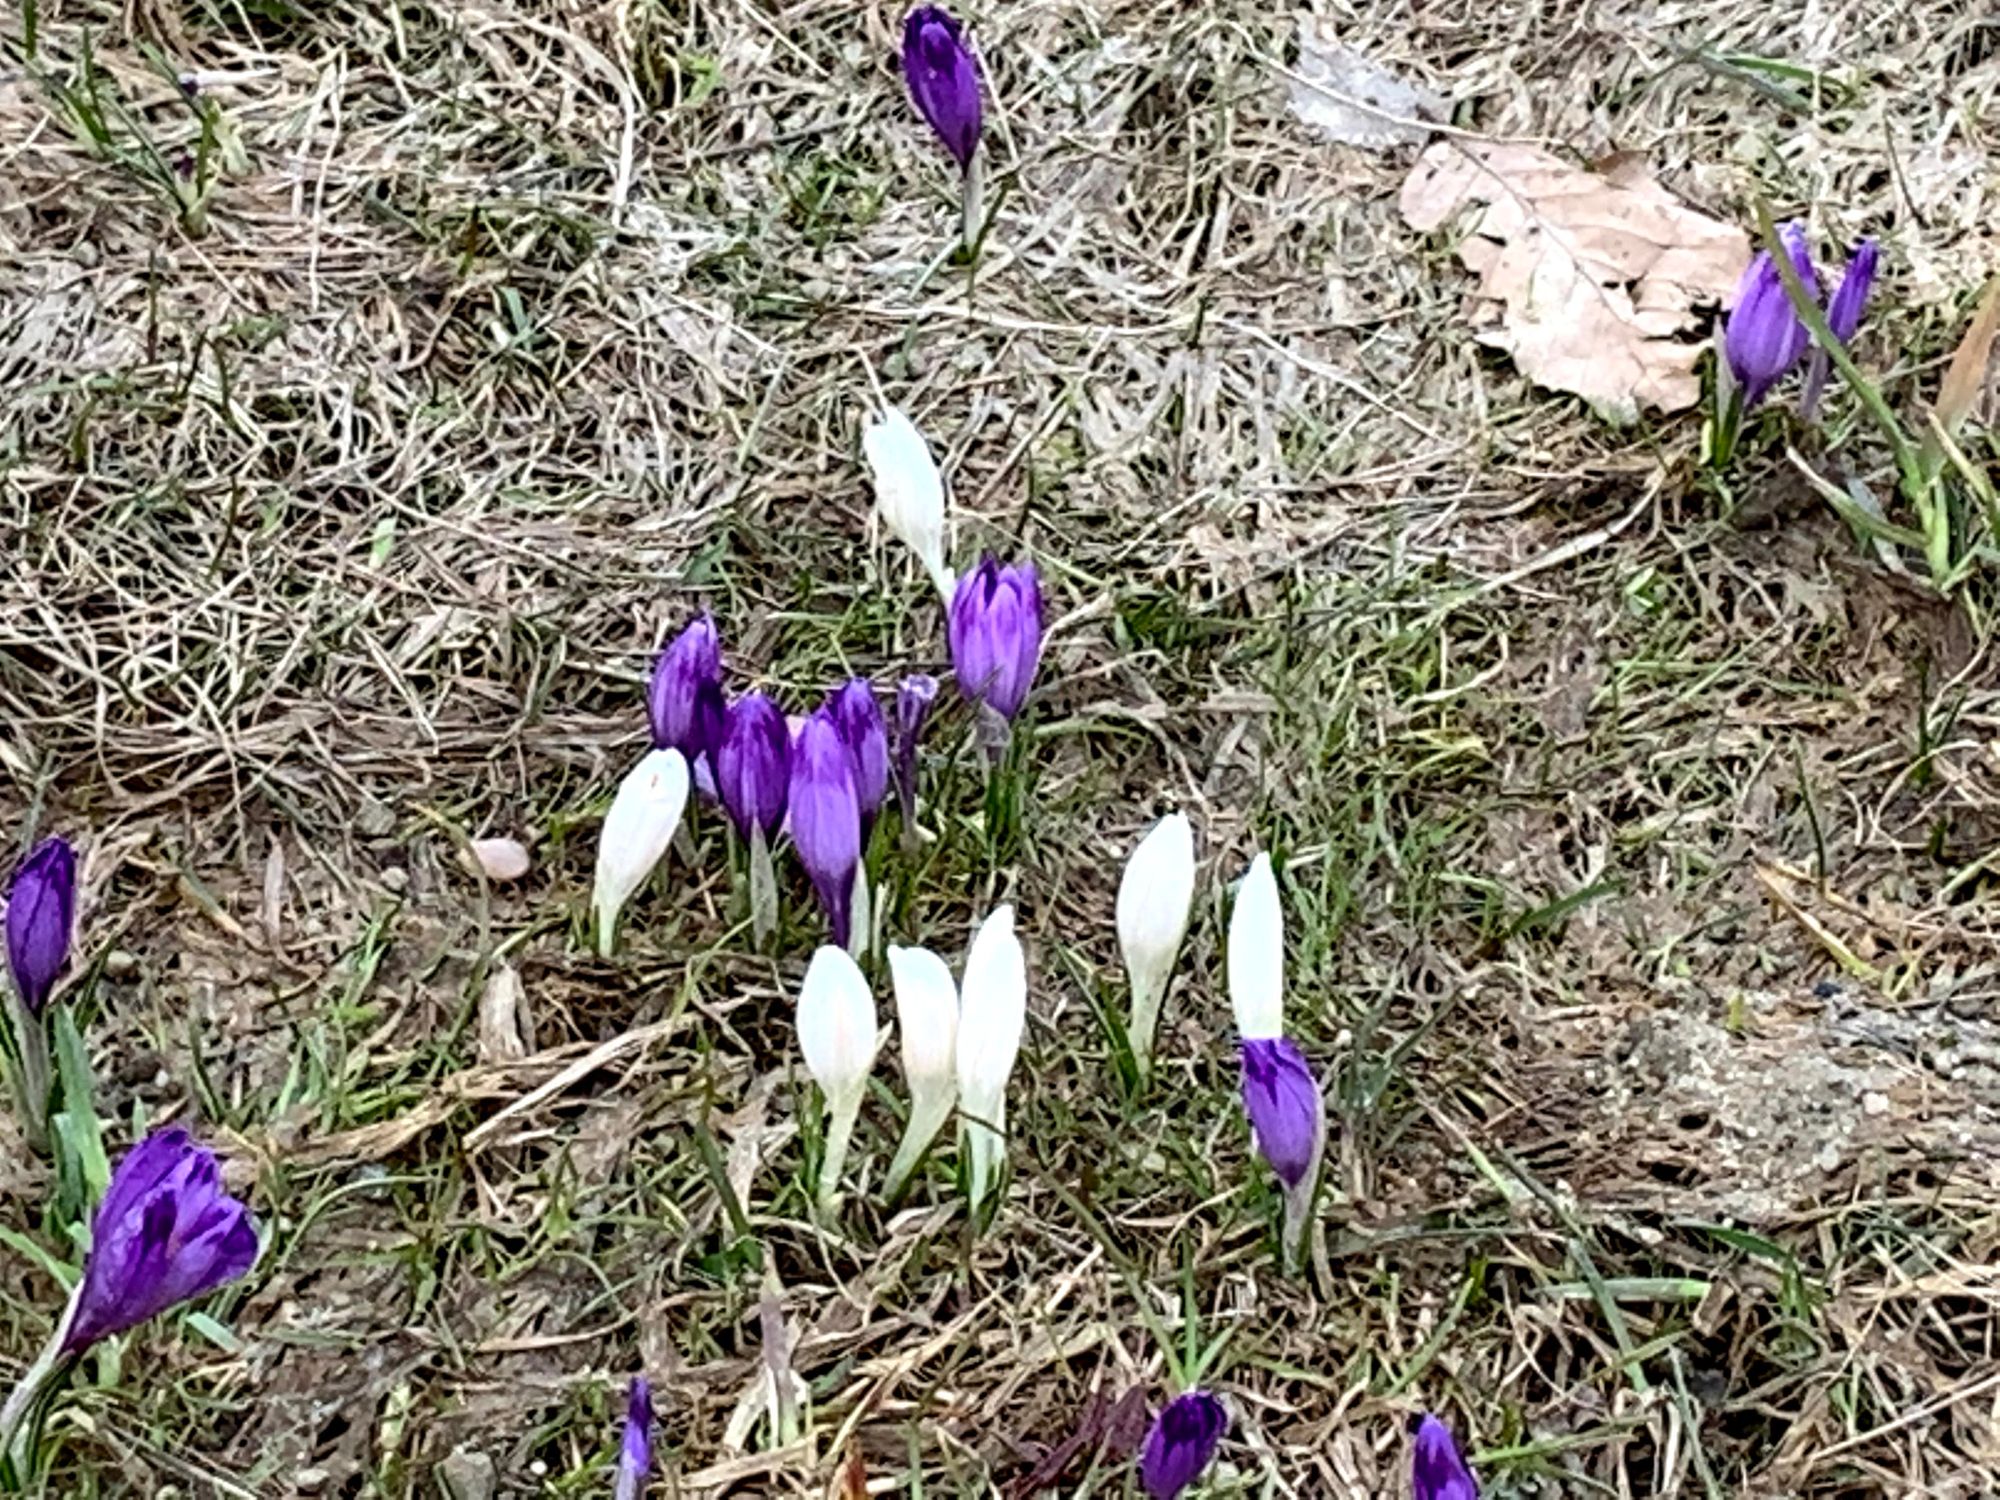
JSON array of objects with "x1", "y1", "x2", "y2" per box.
[
  {"x1": 794, "y1": 905, "x2": 1024, "y2": 1219},
  {"x1": 1722, "y1": 222, "x2": 1878, "y2": 418},
  {"x1": 595, "y1": 613, "x2": 953, "y2": 954}
]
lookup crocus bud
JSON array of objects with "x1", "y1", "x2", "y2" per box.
[
  {"x1": 864, "y1": 407, "x2": 953, "y2": 600},
  {"x1": 1239, "y1": 1037, "x2": 1323, "y2": 1190},
  {"x1": 882, "y1": 944, "x2": 958, "y2": 1201},
  {"x1": 948, "y1": 557, "x2": 1044, "y2": 722},
  {"x1": 902, "y1": 6, "x2": 981, "y2": 172},
  {"x1": 893, "y1": 673, "x2": 939, "y2": 830},
  {"x1": 827, "y1": 678, "x2": 891, "y2": 822},
  {"x1": 1724, "y1": 220, "x2": 1818, "y2": 410},
  {"x1": 5, "y1": 836, "x2": 77, "y2": 1017},
  {"x1": 592, "y1": 748, "x2": 691, "y2": 957},
  {"x1": 955, "y1": 904, "x2": 1026, "y2": 1221},
  {"x1": 1226, "y1": 852, "x2": 1283, "y2": 1040},
  {"x1": 61, "y1": 1126, "x2": 259, "y2": 1355},
  {"x1": 797, "y1": 945, "x2": 880, "y2": 1215},
  {"x1": 1138, "y1": 1391, "x2": 1228, "y2": 1500},
  {"x1": 789, "y1": 712, "x2": 862, "y2": 947},
  {"x1": 1802, "y1": 237, "x2": 1879, "y2": 419},
  {"x1": 716, "y1": 692, "x2": 790, "y2": 840},
  {"x1": 1412, "y1": 1413, "x2": 1479, "y2": 1500},
  {"x1": 648, "y1": 614, "x2": 723, "y2": 758},
  {"x1": 615, "y1": 1376, "x2": 653, "y2": 1500},
  {"x1": 1116, "y1": 814, "x2": 1196, "y2": 1079}
]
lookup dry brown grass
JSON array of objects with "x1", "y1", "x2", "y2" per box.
[{"x1": 3, "y1": 0, "x2": 1999, "y2": 1495}]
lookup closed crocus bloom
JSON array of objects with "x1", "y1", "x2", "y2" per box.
[
  {"x1": 948, "y1": 557, "x2": 1044, "y2": 723},
  {"x1": 1803, "y1": 237, "x2": 1879, "y2": 418},
  {"x1": 789, "y1": 712, "x2": 862, "y2": 947},
  {"x1": 1117, "y1": 814, "x2": 1196, "y2": 1079},
  {"x1": 1724, "y1": 220, "x2": 1818, "y2": 409},
  {"x1": 1412, "y1": 1413, "x2": 1479, "y2": 1500},
  {"x1": 717, "y1": 692, "x2": 790, "y2": 840},
  {"x1": 61, "y1": 1127, "x2": 259, "y2": 1355},
  {"x1": 955, "y1": 904, "x2": 1026, "y2": 1221},
  {"x1": 615, "y1": 1376, "x2": 653, "y2": 1500},
  {"x1": 864, "y1": 407, "x2": 953, "y2": 600},
  {"x1": 797, "y1": 945, "x2": 880, "y2": 1215},
  {"x1": 1239, "y1": 1037, "x2": 1322, "y2": 1190},
  {"x1": 882, "y1": 944, "x2": 958, "y2": 1201},
  {"x1": 1139, "y1": 1391, "x2": 1228, "y2": 1500},
  {"x1": 902, "y1": 6, "x2": 981, "y2": 172},
  {"x1": 827, "y1": 678, "x2": 891, "y2": 822},
  {"x1": 5, "y1": 836, "x2": 76, "y2": 1017},
  {"x1": 1226, "y1": 853, "x2": 1283, "y2": 1040},
  {"x1": 592, "y1": 748, "x2": 691, "y2": 957},
  {"x1": 892, "y1": 674, "x2": 939, "y2": 831},
  {"x1": 647, "y1": 614, "x2": 723, "y2": 758}
]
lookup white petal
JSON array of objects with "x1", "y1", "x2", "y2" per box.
[
  {"x1": 1116, "y1": 813, "x2": 1196, "y2": 1002},
  {"x1": 888, "y1": 945, "x2": 959, "y2": 1090},
  {"x1": 863, "y1": 406, "x2": 952, "y2": 599},
  {"x1": 797, "y1": 945, "x2": 879, "y2": 1101},
  {"x1": 1227, "y1": 852, "x2": 1284, "y2": 1038},
  {"x1": 592, "y1": 748, "x2": 689, "y2": 956},
  {"x1": 954, "y1": 904, "x2": 1026, "y2": 1129}
]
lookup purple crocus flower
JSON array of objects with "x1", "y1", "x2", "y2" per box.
[
  {"x1": 716, "y1": 692, "x2": 790, "y2": 840},
  {"x1": 902, "y1": 6, "x2": 982, "y2": 172},
  {"x1": 1138, "y1": 1390, "x2": 1228, "y2": 1500},
  {"x1": 788, "y1": 710, "x2": 861, "y2": 946},
  {"x1": 1802, "y1": 237, "x2": 1879, "y2": 419},
  {"x1": 5, "y1": 836, "x2": 76, "y2": 1017},
  {"x1": 948, "y1": 557, "x2": 1043, "y2": 721},
  {"x1": 893, "y1": 673, "x2": 939, "y2": 824},
  {"x1": 61, "y1": 1126, "x2": 259, "y2": 1355},
  {"x1": 615, "y1": 1375, "x2": 653, "y2": 1500},
  {"x1": 1239, "y1": 1037, "x2": 1323, "y2": 1190},
  {"x1": 826, "y1": 678, "x2": 890, "y2": 821},
  {"x1": 1412, "y1": 1413, "x2": 1479, "y2": 1500},
  {"x1": 1724, "y1": 220, "x2": 1818, "y2": 409},
  {"x1": 647, "y1": 614, "x2": 723, "y2": 759}
]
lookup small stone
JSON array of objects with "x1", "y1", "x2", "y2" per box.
[
  {"x1": 381, "y1": 867, "x2": 408, "y2": 892},
  {"x1": 295, "y1": 1470, "x2": 329, "y2": 1495},
  {"x1": 1862, "y1": 1091, "x2": 1891, "y2": 1116},
  {"x1": 462, "y1": 837, "x2": 531, "y2": 883},
  {"x1": 104, "y1": 949, "x2": 140, "y2": 980},
  {"x1": 437, "y1": 1449, "x2": 497, "y2": 1500},
  {"x1": 1815, "y1": 1141, "x2": 1842, "y2": 1172}
]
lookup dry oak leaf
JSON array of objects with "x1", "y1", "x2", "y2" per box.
[{"x1": 1399, "y1": 141, "x2": 1749, "y2": 420}]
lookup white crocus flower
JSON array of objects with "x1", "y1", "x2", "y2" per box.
[
  {"x1": 592, "y1": 748, "x2": 690, "y2": 957},
  {"x1": 862, "y1": 406, "x2": 953, "y2": 601},
  {"x1": 1115, "y1": 813, "x2": 1196, "y2": 1079},
  {"x1": 796, "y1": 945, "x2": 880, "y2": 1217},
  {"x1": 1227, "y1": 852, "x2": 1283, "y2": 1039},
  {"x1": 954, "y1": 904, "x2": 1026, "y2": 1221},
  {"x1": 882, "y1": 945, "x2": 959, "y2": 1202}
]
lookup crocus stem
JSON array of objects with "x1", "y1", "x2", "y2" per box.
[
  {"x1": 1710, "y1": 386, "x2": 1744, "y2": 468},
  {"x1": 1126, "y1": 979, "x2": 1162, "y2": 1088},
  {"x1": 960, "y1": 151, "x2": 983, "y2": 258},
  {"x1": 815, "y1": 1086, "x2": 863, "y2": 1221},
  {"x1": 961, "y1": 1113, "x2": 1005, "y2": 1224},
  {"x1": 672, "y1": 819, "x2": 697, "y2": 864},
  {"x1": 0, "y1": 1292, "x2": 79, "y2": 1481},
  {"x1": 882, "y1": 1084, "x2": 955, "y2": 1206},
  {"x1": 3, "y1": 988, "x2": 51, "y2": 1155},
  {"x1": 1280, "y1": 1143, "x2": 1325, "y2": 1277},
  {"x1": 846, "y1": 866, "x2": 872, "y2": 962},
  {"x1": 748, "y1": 825, "x2": 778, "y2": 946}
]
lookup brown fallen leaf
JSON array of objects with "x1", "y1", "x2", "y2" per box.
[
  {"x1": 1400, "y1": 141, "x2": 1749, "y2": 419},
  {"x1": 463, "y1": 836, "x2": 532, "y2": 882}
]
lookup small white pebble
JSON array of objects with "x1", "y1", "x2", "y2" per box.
[
  {"x1": 529, "y1": 1460, "x2": 548, "y2": 1478},
  {"x1": 1862, "y1": 1091, "x2": 1890, "y2": 1116}
]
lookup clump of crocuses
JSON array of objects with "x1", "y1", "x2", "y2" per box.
[
  {"x1": 3, "y1": 836, "x2": 78, "y2": 1149},
  {"x1": 0, "y1": 1127, "x2": 258, "y2": 1479},
  {"x1": 1713, "y1": 222, "x2": 1879, "y2": 462},
  {"x1": 1139, "y1": 1390, "x2": 1228, "y2": 1500}
]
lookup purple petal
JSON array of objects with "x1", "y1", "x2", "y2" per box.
[
  {"x1": 5, "y1": 835, "x2": 77, "y2": 1016},
  {"x1": 616, "y1": 1376, "x2": 653, "y2": 1500},
  {"x1": 788, "y1": 711, "x2": 860, "y2": 945},
  {"x1": 647, "y1": 614, "x2": 723, "y2": 756},
  {"x1": 1239, "y1": 1037, "x2": 1323, "y2": 1190},
  {"x1": 901, "y1": 7, "x2": 982, "y2": 169},
  {"x1": 717, "y1": 692, "x2": 791, "y2": 839},
  {"x1": 1138, "y1": 1390, "x2": 1228, "y2": 1500},
  {"x1": 1412, "y1": 1413, "x2": 1479, "y2": 1500}
]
